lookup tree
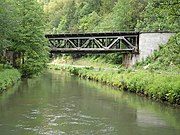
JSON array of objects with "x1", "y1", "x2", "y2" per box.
[
  {"x1": 80, "y1": 0, "x2": 101, "y2": 15},
  {"x1": 112, "y1": 0, "x2": 147, "y2": 31},
  {"x1": 113, "y1": 0, "x2": 133, "y2": 31},
  {"x1": 136, "y1": 0, "x2": 180, "y2": 31},
  {"x1": 13, "y1": 0, "x2": 48, "y2": 76},
  {"x1": 100, "y1": 0, "x2": 117, "y2": 15},
  {"x1": 57, "y1": 0, "x2": 77, "y2": 33},
  {"x1": 0, "y1": 0, "x2": 17, "y2": 64},
  {"x1": 79, "y1": 11, "x2": 101, "y2": 32},
  {"x1": 94, "y1": 13, "x2": 114, "y2": 32},
  {"x1": 44, "y1": 0, "x2": 65, "y2": 33}
]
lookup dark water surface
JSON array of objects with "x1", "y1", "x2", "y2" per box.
[{"x1": 0, "y1": 70, "x2": 180, "y2": 135}]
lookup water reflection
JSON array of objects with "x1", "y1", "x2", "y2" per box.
[
  {"x1": 0, "y1": 70, "x2": 180, "y2": 135},
  {"x1": 136, "y1": 109, "x2": 167, "y2": 127}
]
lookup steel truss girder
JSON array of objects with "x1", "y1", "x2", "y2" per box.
[{"x1": 46, "y1": 33, "x2": 139, "y2": 53}]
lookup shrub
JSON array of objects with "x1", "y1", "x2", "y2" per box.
[{"x1": 0, "y1": 69, "x2": 21, "y2": 92}]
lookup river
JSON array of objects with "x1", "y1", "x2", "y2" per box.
[{"x1": 0, "y1": 70, "x2": 180, "y2": 135}]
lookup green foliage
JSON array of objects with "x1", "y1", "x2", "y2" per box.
[
  {"x1": 43, "y1": 0, "x2": 147, "y2": 64},
  {"x1": 136, "y1": 0, "x2": 180, "y2": 31},
  {"x1": 79, "y1": 11, "x2": 101, "y2": 32},
  {"x1": 79, "y1": 68, "x2": 180, "y2": 104},
  {"x1": 44, "y1": 0, "x2": 179, "y2": 105},
  {"x1": 13, "y1": 0, "x2": 49, "y2": 77},
  {"x1": 48, "y1": 64, "x2": 180, "y2": 104},
  {"x1": 75, "y1": 56, "x2": 120, "y2": 68},
  {"x1": 94, "y1": 13, "x2": 114, "y2": 32},
  {"x1": 136, "y1": 33, "x2": 180, "y2": 72},
  {"x1": 0, "y1": 69, "x2": 21, "y2": 92},
  {"x1": 44, "y1": 0, "x2": 147, "y2": 32},
  {"x1": 0, "y1": 0, "x2": 16, "y2": 60},
  {"x1": 100, "y1": 0, "x2": 117, "y2": 15},
  {"x1": 44, "y1": 0, "x2": 179, "y2": 33},
  {"x1": 112, "y1": 0, "x2": 146, "y2": 31},
  {"x1": 47, "y1": 0, "x2": 170, "y2": 35},
  {"x1": 102, "y1": 53, "x2": 123, "y2": 64},
  {"x1": 122, "y1": 72, "x2": 180, "y2": 104},
  {"x1": 21, "y1": 51, "x2": 48, "y2": 77},
  {"x1": 58, "y1": 0, "x2": 77, "y2": 33},
  {"x1": 0, "y1": 0, "x2": 48, "y2": 77}
]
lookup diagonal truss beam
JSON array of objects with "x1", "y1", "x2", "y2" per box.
[{"x1": 46, "y1": 32, "x2": 139, "y2": 53}]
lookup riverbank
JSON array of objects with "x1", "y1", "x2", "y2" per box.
[
  {"x1": 48, "y1": 33, "x2": 180, "y2": 105},
  {"x1": 48, "y1": 64, "x2": 180, "y2": 105},
  {"x1": 0, "y1": 69, "x2": 21, "y2": 93},
  {"x1": 1, "y1": 70, "x2": 180, "y2": 134}
]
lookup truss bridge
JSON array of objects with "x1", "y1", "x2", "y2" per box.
[{"x1": 45, "y1": 32, "x2": 139, "y2": 53}]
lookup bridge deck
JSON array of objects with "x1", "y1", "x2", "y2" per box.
[
  {"x1": 45, "y1": 32, "x2": 139, "y2": 38},
  {"x1": 45, "y1": 32, "x2": 139, "y2": 53}
]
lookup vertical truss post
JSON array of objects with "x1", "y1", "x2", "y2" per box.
[{"x1": 45, "y1": 32, "x2": 139, "y2": 53}]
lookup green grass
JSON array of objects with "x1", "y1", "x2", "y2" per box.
[
  {"x1": 49, "y1": 64, "x2": 180, "y2": 105},
  {"x1": 50, "y1": 56, "x2": 119, "y2": 69},
  {"x1": 0, "y1": 64, "x2": 4, "y2": 71},
  {"x1": 73, "y1": 57, "x2": 119, "y2": 68},
  {"x1": 135, "y1": 33, "x2": 180, "y2": 73},
  {"x1": 0, "y1": 69, "x2": 21, "y2": 92},
  {"x1": 79, "y1": 69, "x2": 180, "y2": 104}
]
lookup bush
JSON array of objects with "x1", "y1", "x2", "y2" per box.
[
  {"x1": 0, "y1": 69, "x2": 21, "y2": 92},
  {"x1": 136, "y1": 33, "x2": 180, "y2": 73}
]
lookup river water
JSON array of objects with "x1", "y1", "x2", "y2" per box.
[{"x1": 0, "y1": 70, "x2": 180, "y2": 135}]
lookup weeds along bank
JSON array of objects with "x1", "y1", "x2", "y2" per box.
[
  {"x1": 48, "y1": 65, "x2": 180, "y2": 105},
  {"x1": 48, "y1": 33, "x2": 180, "y2": 105},
  {"x1": 0, "y1": 69, "x2": 21, "y2": 93}
]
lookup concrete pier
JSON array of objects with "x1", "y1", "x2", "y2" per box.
[{"x1": 123, "y1": 32, "x2": 175, "y2": 66}]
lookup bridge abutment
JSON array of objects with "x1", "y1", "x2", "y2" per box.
[{"x1": 123, "y1": 32, "x2": 175, "y2": 67}]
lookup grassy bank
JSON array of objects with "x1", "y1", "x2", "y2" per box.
[
  {"x1": 48, "y1": 64, "x2": 180, "y2": 105},
  {"x1": 51, "y1": 55, "x2": 119, "y2": 69},
  {"x1": 48, "y1": 34, "x2": 180, "y2": 105},
  {"x1": 0, "y1": 69, "x2": 21, "y2": 93},
  {"x1": 79, "y1": 69, "x2": 180, "y2": 104}
]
